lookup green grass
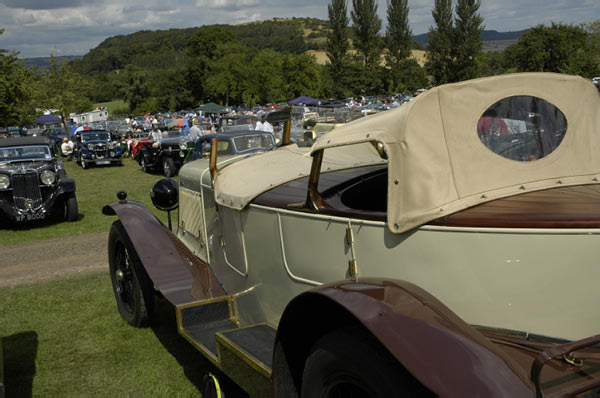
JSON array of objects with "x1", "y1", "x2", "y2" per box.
[
  {"x1": 0, "y1": 273, "x2": 212, "y2": 395},
  {"x1": 0, "y1": 158, "x2": 178, "y2": 246},
  {"x1": 94, "y1": 99, "x2": 129, "y2": 115}
]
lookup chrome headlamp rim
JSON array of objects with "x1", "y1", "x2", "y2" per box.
[
  {"x1": 87, "y1": 143, "x2": 95, "y2": 150},
  {"x1": 0, "y1": 174, "x2": 10, "y2": 189},
  {"x1": 179, "y1": 140, "x2": 188, "y2": 151},
  {"x1": 40, "y1": 170, "x2": 56, "y2": 185}
]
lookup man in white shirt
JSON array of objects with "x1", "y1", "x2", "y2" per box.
[
  {"x1": 189, "y1": 121, "x2": 202, "y2": 141},
  {"x1": 61, "y1": 138, "x2": 73, "y2": 160}
]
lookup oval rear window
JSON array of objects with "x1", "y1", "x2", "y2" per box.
[{"x1": 477, "y1": 96, "x2": 567, "y2": 161}]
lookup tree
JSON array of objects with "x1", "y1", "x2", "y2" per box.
[
  {"x1": 453, "y1": 0, "x2": 484, "y2": 81},
  {"x1": 584, "y1": 19, "x2": 600, "y2": 61},
  {"x1": 36, "y1": 56, "x2": 92, "y2": 125},
  {"x1": 326, "y1": 0, "x2": 351, "y2": 98},
  {"x1": 122, "y1": 65, "x2": 149, "y2": 112},
  {"x1": 0, "y1": 28, "x2": 36, "y2": 126},
  {"x1": 426, "y1": 0, "x2": 454, "y2": 85},
  {"x1": 281, "y1": 53, "x2": 322, "y2": 99},
  {"x1": 203, "y1": 41, "x2": 254, "y2": 106},
  {"x1": 186, "y1": 26, "x2": 238, "y2": 103},
  {"x1": 351, "y1": 0, "x2": 382, "y2": 69},
  {"x1": 385, "y1": 0, "x2": 412, "y2": 92},
  {"x1": 509, "y1": 23, "x2": 600, "y2": 76}
]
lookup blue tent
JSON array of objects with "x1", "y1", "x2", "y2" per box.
[
  {"x1": 34, "y1": 114, "x2": 61, "y2": 124},
  {"x1": 287, "y1": 96, "x2": 320, "y2": 106}
]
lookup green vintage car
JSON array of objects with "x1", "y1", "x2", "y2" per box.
[{"x1": 104, "y1": 73, "x2": 600, "y2": 397}]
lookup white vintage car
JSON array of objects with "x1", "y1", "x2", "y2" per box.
[{"x1": 104, "y1": 73, "x2": 600, "y2": 397}]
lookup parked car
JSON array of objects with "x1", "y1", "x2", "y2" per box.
[
  {"x1": 0, "y1": 136, "x2": 77, "y2": 224},
  {"x1": 73, "y1": 129, "x2": 122, "y2": 169},
  {"x1": 190, "y1": 130, "x2": 276, "y2": 161},
  {"x1": 135, "y1": 130, "x2": 193, "y2": 177},
  {"x1": 41, "y1": 127, "x2": 69, "y2": 153},
  {"x1": 103, "y1": 73, "x2": 600, "y2": 397}
]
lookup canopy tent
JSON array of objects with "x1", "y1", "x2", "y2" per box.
[
  {"x1": 35, "y1": 114, "x2": 61, "y2": 124},
  {"x1": 288, "y1": 96, "x2": 320, "y2": 106},
  {"x1": 196, "y1": 102, "x2": 227, "y2": 114}
]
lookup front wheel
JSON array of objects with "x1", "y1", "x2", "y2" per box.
[
  {"x1": 163, "y1": 157, "x2": 176, "y2": 177},
  {"x1": 65, "y1": 193, "x2": 78, "y2": 221},
  {"x1": 108, "y1": 221, "x2": 154, "y2": 327},
  {"x1": 140, "y1": 156, "x2": 148, "y2": 173},
  {"x1": 81, "y1": 158, "x2": 88, "y2": 169},
  {"x1": 301, "y1": 328, "x2": 428, "y2": 398}
]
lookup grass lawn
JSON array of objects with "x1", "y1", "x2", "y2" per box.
[
  {"x1": 0, "y1": 157, "x2": 177, "y2": 246},
  {"x1": 0, "y1": 273, "x2": 215, "y2": 395},
  {"x1": 93, "y1": 100, "x2": 129, "y2": 114}
]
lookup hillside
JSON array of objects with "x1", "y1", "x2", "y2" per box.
[
  {"x1": 23, "y1": 21, "x2": 526, "y2": 70},
  {"x1": 413, "y1": 29, "x2": 525, "y2": 50}
]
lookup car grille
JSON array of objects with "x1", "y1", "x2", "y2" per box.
[
  {"x1": 94, "y1": 144, "x2": 108, "y2": 159},
  {"x1": 12, "y1": 172, "x2": 42, "y2": 211}
]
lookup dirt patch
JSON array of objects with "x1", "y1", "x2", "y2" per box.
[{"x1": 0, "y1": 232, "x2": 108, "y2": 288}]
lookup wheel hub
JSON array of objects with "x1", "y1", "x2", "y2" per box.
[{"x1": 115, "y1": 269, "x2": 124, "y2": 282}]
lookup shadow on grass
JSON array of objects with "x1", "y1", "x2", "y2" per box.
[
  {"x1": 3, "y1": 331, "x2": 38, "y2": 397},
  {"x1": 150, "y1": 298, "x2": 248, "y2": 397}
]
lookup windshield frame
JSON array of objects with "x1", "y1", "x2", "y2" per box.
[
  {"x1": 232, "y1": 133, "x2": 275, "y2": 153},
  {"x1": 0, "y1": 145, "x2": 52, "y2": 162},
  {"x1": 81, "y1": 131, "x2": 110, "y2": 143}
]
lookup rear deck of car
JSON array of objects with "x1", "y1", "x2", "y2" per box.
[{"x1": 253, "y1": 164, "x2": 600, "y2": 228}]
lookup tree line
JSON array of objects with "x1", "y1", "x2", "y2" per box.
[{"x1": 1, "y1": 3, "x2": 599, "y2": 127}]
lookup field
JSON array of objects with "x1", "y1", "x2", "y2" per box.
[
  {"x1": 0, "y1": 157, "x2": 175, "y2": 247},
  {"x1": 0, "y1": 158, "x2": 231, "y2": 395},
  {"x1": 1, "y1": 273, "x2": 211, "y2": 395},
  {"x1": 93, "y1": 99, "x2": 129, "y2": 115}
]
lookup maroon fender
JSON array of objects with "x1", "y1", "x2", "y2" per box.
[
  {"x1": 103, "y1": 200, "x2": 225, "y2": 305},
  {"x1": 274, "y1": 278, "x2": 533, "y2": 397}
]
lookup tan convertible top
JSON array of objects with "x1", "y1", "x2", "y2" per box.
[{"x1": 216, "y1": 73, "x2": 600, "y2": 233}]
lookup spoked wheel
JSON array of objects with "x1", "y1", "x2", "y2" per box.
[
  {"x1": 108, "y1": 221, "x2": 154, "y2": 327},
  {"x1": 81, "y1": 158, "x2": 88, "y2": 169},
  {"x1": 301, "y1": 328, "x2": 430, "y2": 398},
  {"x1": 140, "y1": 156, "x2": 148, "y2": 173},
  {"x1": 163, "y1": 157, "x2": 176, "y2": 177}
]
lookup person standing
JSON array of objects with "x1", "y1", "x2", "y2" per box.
[{"x1": 189, "y1": 120, "x2": 202, "y2": 141}]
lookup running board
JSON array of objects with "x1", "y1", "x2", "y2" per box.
[{"x1": 176, "y1": 297, "x2": 275, "y2": 396}]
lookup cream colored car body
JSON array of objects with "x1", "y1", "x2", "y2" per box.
[{"x1": 178, "y1": 73, "x2": 600, "y2": 342}]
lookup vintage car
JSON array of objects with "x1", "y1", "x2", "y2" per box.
[
  {"x1": 135, "y1": 130, "x2": 193, "y2": 177},
  {"x1": 73, "y1": 129, "x2": 122, "y2": 169},
  {"x1": 190, "y1": 130, "x2": 276, "y2": 161},
  {"x1": 104, "y1": 73, "x2": 600, "y2": 397},
  {"x1": 0, "y1": 136, "x2": 77, "y2": 224}
]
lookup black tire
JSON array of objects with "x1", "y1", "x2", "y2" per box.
[
  {"x1": 163, "y1": 157, "x2": 176, "y2": 177},
  {"x1": 140, "y1": 156, "x2": 148, "y2": 173},
  {"x1": 65, "y1": 193, "x2": 78, "y2": 221},
  {"x1": 301, "y1": 328, "x2": 426, "y2": 398},
  {"x1": 108, "y1": 221, "x2": 154, "y2": 327}
]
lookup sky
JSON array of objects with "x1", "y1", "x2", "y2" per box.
[{"x1": 1, "y1": 0, "x2": 599, "y2": 58}]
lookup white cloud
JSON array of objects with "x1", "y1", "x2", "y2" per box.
[{"x1": 1, "y1": 0, "x2": 598, "y2": 58}]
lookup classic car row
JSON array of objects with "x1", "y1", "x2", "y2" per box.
[
  {"x1": 0, "y1": 136, "x2": 78, "y2": 224},
  {"x1": 104, "y1": 73, "x2": 600, "y2": 397}
]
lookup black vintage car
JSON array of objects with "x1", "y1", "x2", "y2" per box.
[
  {"x1": 136, "y1": 130, "x2": 193, "y2": 177},
  {"x1": 73, "y1": 129, "x2": 123, "y2": 169},
  {"x1": 0, "y1": 136, "x2": 78, "y2": 224}
]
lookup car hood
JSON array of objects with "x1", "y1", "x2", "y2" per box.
[
  {"x1": 0, "y1": 160, "x2": 55, "y2": 174},
  {"x1": 160, "y1": 137, "x2": 192, "y2": 146}
]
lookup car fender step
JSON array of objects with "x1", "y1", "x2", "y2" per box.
[{"x1": 176, "y1": 297, "x2": 275, "y2": 397}]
